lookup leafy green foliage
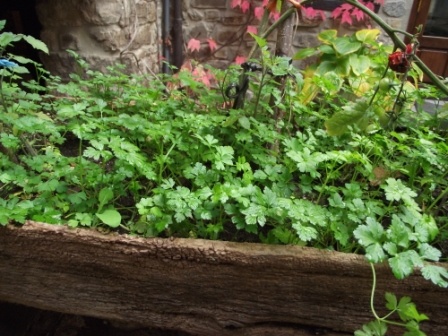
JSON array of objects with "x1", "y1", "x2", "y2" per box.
[
  {"x1": 1, "y1": 24, "x2": 447, "y2": 297},
  {"x1": 356, "y1": 291, "x2": 428, "y2": 336}
]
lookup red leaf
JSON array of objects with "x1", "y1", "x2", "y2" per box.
[
  {"x1": 235, "y1": 55, "x2": 247, "y2": 65},
  {"x1": 270, "y1": 10, "x2": 280, "y2": 21},
  {"x1": 353, "y1": 8, "x2": 365, "y2": 22},
  {"x1": 192, "y1": 65, "x2": 212, "y2": 87},
  {"x1": 265, "y1": 0, "x2": 278, "y2": 13},
  {"x1": 331, "y1": 7, "x2": 342, "y2": 19},
  {"x1": 364, "y1": 1, "x2": 375, "y2": 11},
  {"x1": 318, "y1": 10, "x2": 326, "y2": 21},
  {"x1": 254, "y1": 6, "x2": 265, "y2": 20},
  {"x1": 247, "y1": 25, "x2": 258, "y2": 34},
  {"x1": 319, "y1": 10, "x2": 326, "y2": 21},
  {"x1": 207, "y1": 38, "x2": 218, "y2": 52},
  {"x1": 187, "y1": 38, "x2": 201, "y2": 53},
  {"x1": 262, "y1": 0, "x2": 269, "y2": 6},
  {"x1": 241, "y1": 0, "x2": 251, "y2": 13},
  {"x1": 340, "y1": 3, "x2": 353, "y2": 10},
  {"x1": 341, "y1": 11, "x2": 353, "y2": 25},
  {"x1": 231, "y1": 0, "x2": 241, "y2": 9},
  {"x1": 302, "y1": 7, "x2": 317, "y2": 19}
]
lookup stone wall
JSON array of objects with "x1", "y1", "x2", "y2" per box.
[
  {"x1": 182, "y1": 0, "x2": 412, "y2": 68},
  {"x1": 34, "y1": 0, "x2": 412, "y2": 77},
  {"x1": 36, "y1": 0, "x2": 159, "y2": 79}
]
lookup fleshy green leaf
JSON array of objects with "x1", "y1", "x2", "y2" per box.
[
  {"x1": 350, "y1": 54, "x2": 371, "y2": 76},
  {"x1": 332, "y1": 37, "x2": 361, "y2": 56},
  {"x1": 238, "y1": 116, "x2": 251, "y2": 129},
  {"x1": 325, "y1": 99, "x2": 371, "y2": 136},
  {"x1": 354, "y1": 217, "x2": 384, "y2": 247},
  {"x1": 366, "y1": 243, "x2": 386, "y2": 262},
  {"x1": 383, "y1": 178, "x2": 417, "y2": 203},
  {"x1": 250, "y1": 33, "x2": 267, "y2": 48},
  {"x1": 385, "y1": 292, "x2": 397, "y2": 311},
  {"x1": 21, "y1": 34, "x2": 49, "y2": 54},
  {"x1": 397, "y1": 297, "x2": 429, "y2": 322},
  {"x1": 292, "y1": 222, "x2": 317, "y2": 242},
  {"x1": 96, "y1": 209, "x2": 122, "y2": 228},
  {"x1": 0, "y1": 32, "x2": 21, "y2": 48},
  {"x1": 318, "y1": 29, "x2": 338, "y2": 44},
  {"x1": 355, "y1": 320, "x2": 387, "y2": 336},
  {"x1": 421, "y1": 264, "x2": 448, "y2": 288},
  {"x1": 293, "y1": 47, "x2": 318, "y2": 60},
  {"x1": 421, "y1": 214, "x2": 439, "y2": 242},
  {"x1": 355, "y1": 29, "x2": 380, "y2": 44},
  {"x1": 419, "y1": 243, "x2": 441, "y2": 262},
  {"x1": 387, "y1": 215, "x2": 410, "y2": 248},
  {"x1": 388, "y1": 251, "x2": 423, "y2": 279},
  {"x1": 98, "y1": 187, "x2": 114, "y2": 212}
]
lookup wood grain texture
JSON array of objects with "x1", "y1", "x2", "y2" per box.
[{"x1": 0, "y1": 221, "x2": 446, "y2": 335}]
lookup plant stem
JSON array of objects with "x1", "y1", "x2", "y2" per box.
[
  {"x1": 247, "y1": 7, "x2": 298, "y2": 60},
  {"x1": 369, "y1": 263, "x2": 417, "y2": 329},
  {"x1": 426, "y1": 186, "x2": 448, "y2": 212},
  {"x1": 369, "y1": 263, "x2": 382, "y2": 321},
  {"x1": 0, "y1": 72, "x2": 10, "y2": 113}
]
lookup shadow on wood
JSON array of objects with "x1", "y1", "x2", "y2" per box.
[{"x1": 0, "y1": 221, "x2": 446, "y2": 335}]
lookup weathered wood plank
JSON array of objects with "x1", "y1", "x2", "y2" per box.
[{"x1": 0, "y1": 221, "x2": 446, "y2": 335}]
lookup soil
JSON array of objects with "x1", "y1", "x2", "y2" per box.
[{"x1": 0, "y1": 302, "x2": 191, "y2": 336}]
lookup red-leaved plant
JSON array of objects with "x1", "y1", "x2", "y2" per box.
[
  {"x1": 187, "y1": 0, "x2": 384, "y2": 64},
  {"x1": 331, "y1": 0, "x2": 384, "y2": 25},
  {"x1": 185, "y1": 0, "x2": 385, "y2": 83}
]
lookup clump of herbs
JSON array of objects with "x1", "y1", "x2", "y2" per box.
[{"x1": 1, "y1": 19, "x2": 447, "y2": 296}]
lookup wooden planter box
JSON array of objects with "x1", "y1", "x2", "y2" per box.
[{"x1": 0, "y1": 221, "x2": 447, "y2": 335}]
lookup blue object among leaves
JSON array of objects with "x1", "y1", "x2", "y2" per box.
[{"x1": 0, "y1": 59, "x2": 17, "y2": 68}]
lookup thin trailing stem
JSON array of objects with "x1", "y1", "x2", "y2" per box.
[{"x1": 369, "y1": 263, "x2": 411, "y2": 328}]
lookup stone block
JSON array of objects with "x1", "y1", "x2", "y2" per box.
[
  {"x1": 133, "y1": 23, "x2": 158, "y2": 49},
  {"x1": 122, "y1": 44, "x2": 159, "y2": 71},
  {"x1": 205, "y1": 10, "x2": 221, "y2": 21},
  {"x1": 36, "y1": 0, "x2": 84, "y2": 27},
  {"x1": 384, "y1": 17, "x2": 404, "y2": 30},
  {"x1": 292, "y1": 33, "x2": 319, "y2": 49},
  {"x1": 136, "y1": 0, "x2": 157, "y2": 23},
  {"x1": 296, "y1": 17, "x2": 324, "y2": 28},
  {"x1": 207, "y1": 59, "x2": 231, "y2": 69},
  {"x1": 191, "y1": 0, "x2": 227, "y2": 9},
  {"x1": 382, "y1": 0, "x2": 406, "y2": 18},
  {"x1": 187, "y1": 22, "x2": 209, "y2": 40},
  {"x1": 215, "y1": 28, "x2": 238, "y2": 45},
  {"x1": 60, "y1": 32, "x2": 81, "y2": 51},
  {"x1": 89, "y1": 25, "x2": 128, "y2": 52},
  {"x1": 80, "y1": 0, "x2": 123, "y2": 25},
  {"x1": 40, "y1": 52, "x2": 78, "y2": 80},
  {"x1": 40, "y1": 30, "x2": 60, "y2": 52},
  {"x1": 221, "y1": 15, "x2": 247, "y2": 26},
  {"x1": 188, "y1": 9, "x2": 204, "y2": 21},
  {"x1": 213, "y1": 46, "x2": 238, "y2": 60}
]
